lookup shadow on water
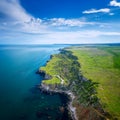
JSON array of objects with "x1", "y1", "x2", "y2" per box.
[{"x1": 10, "y1": 86, "x2": 72, "y2": 120}]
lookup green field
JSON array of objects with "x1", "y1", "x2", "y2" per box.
[
  {"x1": 40, "y1": 51, "x2": 77, "y2": 85},
  {"x1": 40, "y1": 55, "x2": 61, "y2": 84},
  {"x1": 68, "y1": 46, "x2": 120, "y2": 119}
]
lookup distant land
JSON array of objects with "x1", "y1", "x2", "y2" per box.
[{"x1": 0, "y1": 43, "x2": 120, "y2": 46}]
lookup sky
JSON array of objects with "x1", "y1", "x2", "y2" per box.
[{"x1": 0, "y1": 0, "x2": 120, "y2": 44}]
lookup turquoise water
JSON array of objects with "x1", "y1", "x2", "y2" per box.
[{"x1": 0, "y1": 45, "x2": 71, "y2": 120}]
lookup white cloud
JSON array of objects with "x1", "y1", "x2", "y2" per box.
[
  {"x1": 83, "y1": 8, "x2": 110, "y2": 14},
  {"x1": 48, "y1": 31, "x2": 120, "y2": 39},
  {"x1": 110, "y1": 0, "x2": 120, "y2": 7},
  {"x1": 0, "y1": 0, "x2": 46, "y2": 33},
  {"x1": 0, "y1": 0, "x2": 120, "y2": 44},
  {"x1": 43, "y1": 18, "x2": 110, "y2": 29},
  {"x1": 36, "y1": 31, "x2": 120, "y2": 44},
  {"x1": 0, "y1": 0, "x2": 114, "y2": 34},
  {"x1": 20, "y1": 18, "x2": 47, "y2": 33},
  {"x1": 0, "y1": 0, "x2": 31, "y2": 21},
  {"x1": 46, "y1": 18, "x2": 95, "y2": 27},
  {"x1": 31, "y1": 30, "x2": 119, "y2": 43}
]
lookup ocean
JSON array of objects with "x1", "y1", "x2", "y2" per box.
[{"x1": 0, "y1": 45, "x2": 71, "y2": 120}]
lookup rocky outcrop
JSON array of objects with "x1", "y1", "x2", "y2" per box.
[
  {"x1": 36, "y1": 70, "x2": 52, "y2": 80},
  {"x1": 37, "y1": 72, "x2": 77, "y2": 120},
  {"x1": 38, "y1": 83, "x2": 76, "y2": 120}
]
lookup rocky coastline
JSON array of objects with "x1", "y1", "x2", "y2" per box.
[
  {"x1": 36, "y1": 69, "x2": 77, "y2": 120},
  {"x1": 36, "y1": 49, "x2": 106, "y2": 120}
]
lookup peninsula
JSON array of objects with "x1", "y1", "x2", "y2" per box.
[{"x1": 38, "y1": 45, "x2": 120, "y2": 120}]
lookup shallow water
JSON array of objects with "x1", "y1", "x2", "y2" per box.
[{"x1": 0, "y1": 45, "x2": 72, "y2": 120}]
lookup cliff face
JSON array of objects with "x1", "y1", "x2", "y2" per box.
[
  {"x1": 37, "y1": 49, "x2": 106, "y2": 120},
  {"x1": 36, "y1": 70, "x2": 65, "y2": 91},
  {"x1": 38, "y1": 70, "x2": 52, "y2": 80}
]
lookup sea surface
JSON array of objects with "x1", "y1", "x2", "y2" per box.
[{"x1": 0, "y1": 45, "x2": 71, "y2": 120}]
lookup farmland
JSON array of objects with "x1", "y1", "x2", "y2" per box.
[{"x1": 68, "y1": 45, "x2": 120, "y2": 119}]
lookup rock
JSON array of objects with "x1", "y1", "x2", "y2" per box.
[
  {"x1": 35, "y1": 70, "x2": 40, "y2": 74},
  {"x1": 59, "y1": 106, "x2": 65, "y2": 113},
  {"x1": 38, "y1": 70, "x2": 46, "y2": 77},
  {"x1": 36, "y1": 111, "x2": 43, "y2": 118},
  {"x1": 44, "y1": 74, "x2": 52, "y2": 80},
  {"x1": 47, "y1": 115, "x2": 52, "y2": 119},
  {"x1": 46, "y1": 60, "x2": 49, "y2": 63},
  {"x1": 37, "y1": 70, "x2": 52, "y2": 80},
  {"x1": 50, "y1": 55, "x2": 53, "y2": 59}
]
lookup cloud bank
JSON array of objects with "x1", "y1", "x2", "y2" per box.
[
  {"x1": 110, "y1": 0, "x2": 120, "y2": 7},
  {"x1": 0, "y1": 0, "x2": 46, "y2": 33},
  {"x1": 0, "y1": 0, "x2": 31, "y2": 21},
  {"x1": 83, "y1": 8, "x2": 110, "y2": 14},
  {"x1": 0, "y1": 0, "x2": 120, "y2": 44}
]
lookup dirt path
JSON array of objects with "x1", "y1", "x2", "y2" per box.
[{"x1": 53, "y1": 75, "x2": 64, "y2": 84}]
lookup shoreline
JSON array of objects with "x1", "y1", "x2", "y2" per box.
[
  {"x1": 36, "y1": 48, "x2": 107, "y2": 120},
  {"x1": 37, "y1": 81, "x2": 78, "y2": 120},
  {"x1": 36, "y1": 49, "x2": 78, "y2": 119}
]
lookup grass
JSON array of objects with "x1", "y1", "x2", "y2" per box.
[
  {"x1": 40, "y1": 46, "x2": 120, "y2": 119},
  {"x1": 40, "y1": 50, "x2": 79, "y2": 85},
  {"x1": 40, "y1": 55, "x2": 61, "y2": 84},
  {"x1": 42, "y1": 76, "x2": 61, "y2": 84},
  {"x1": 67, "y1": 46, "x2": 120, "y2": 119}
]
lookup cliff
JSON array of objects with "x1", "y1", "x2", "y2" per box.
[{"x1": 37, "y1": 49, "x2": 106, "y2": 120}]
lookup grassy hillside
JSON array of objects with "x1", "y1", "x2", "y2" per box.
[
  {"x1": 68, "y1": 46, "x2": 120, "y2": 119},
  {"x1": 40, "y1": 49, "x2": 105, "y2": 119},
  {"x1": 40, "y1": 55, "x2": 61, "y2": 84},
  {"x1": 40, "y1": 50, "x2": 80, "y2": 85}
]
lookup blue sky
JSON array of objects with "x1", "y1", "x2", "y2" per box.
[{"x1": 0, "y1": 0, "x2": 120, "y2": 44}]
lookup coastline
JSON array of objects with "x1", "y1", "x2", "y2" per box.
[
  {"x1": 37, "y1": 48, "x2": 106, "y2": 120},
  {"x1": 36, "y1": 49, "x2": 78, "y2": 120},
  {"x1": 37, "y1": 72, "x2": 77, "y2": 120}
]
